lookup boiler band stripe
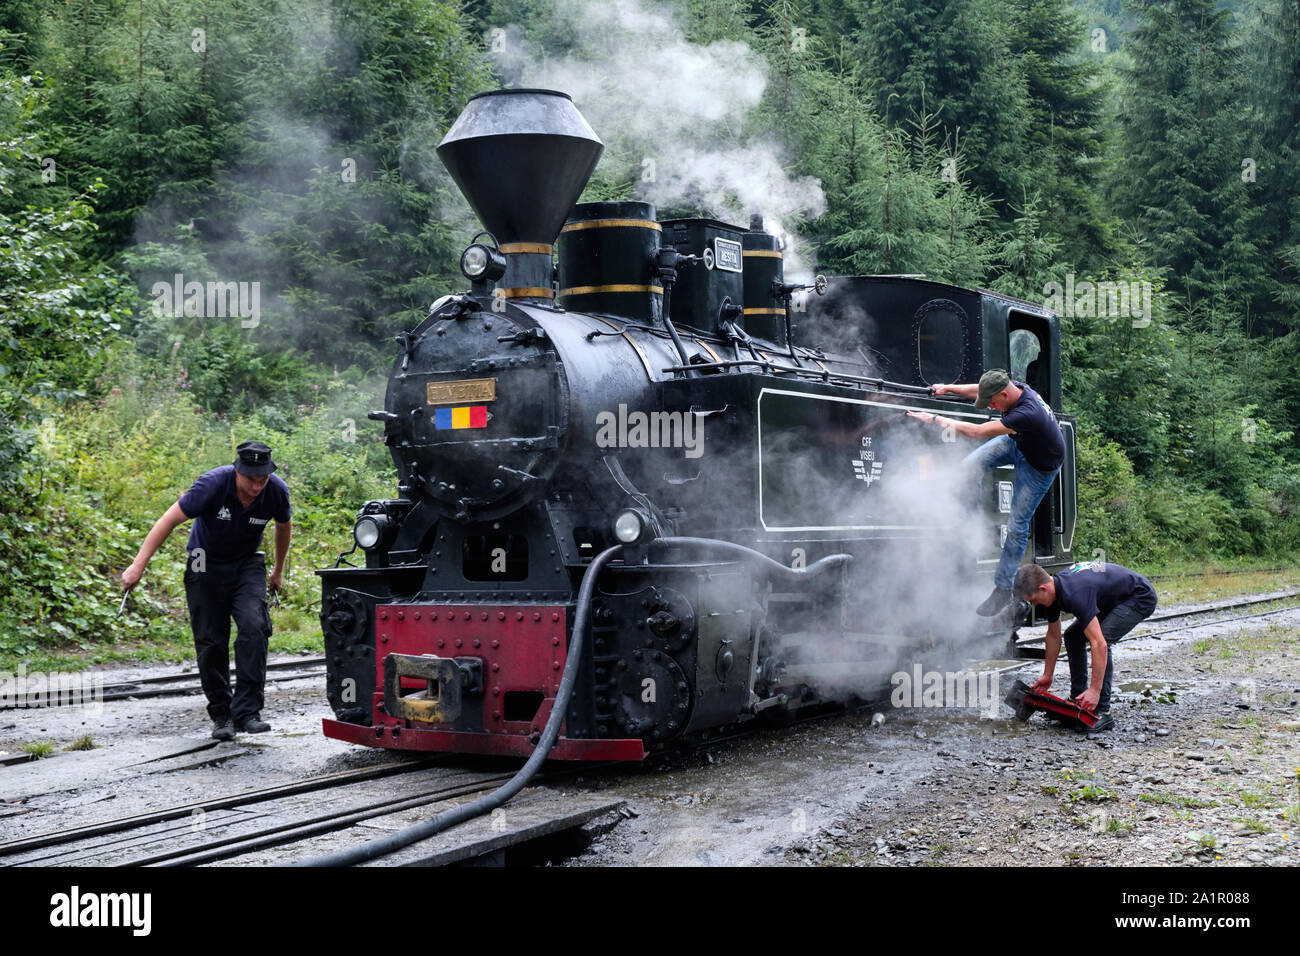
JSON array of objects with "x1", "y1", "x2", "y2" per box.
[
  {"x1": 560, "y1": 284, "x2": 665, "y2": 296},
  {"x1": 498, "y1": 243, "x2": 553, "y2": 255},
  {"x1": 590, "y1": 315, "x2": 655, "y2": 380},
  {"x1": 560, "y1": 219, "x2": 663, "y2": 233},
  {"x1": 693, "y1": 338, "x2": 722, "y2": 362},
  {"x1": 500, "y1": 287, "x2": 555, "y2": 299},
  {"x1": 743, "y1": 307, "x2": 785, "y2": 315},
  {"x1": 742, "y1": 250, "x2": 783, "y2": 258}
]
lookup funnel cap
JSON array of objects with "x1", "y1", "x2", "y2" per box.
[{"x1": 437, "y1": 89, "x2": 604, "y2": 246}]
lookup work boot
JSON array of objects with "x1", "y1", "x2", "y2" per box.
[
  {"x1": 1074, "y1": 710, "x2": 1115, "y2": 733},
  {"x1": 976, "y1": 587, "x2": 1013, "y2": 616},
  {"x1": 1088, "y1": 711, "x2": 1115, "y2": 733},
  {"x1": 235, "y1": 713, "x2": 271, "y2": 733},
  {"x1": 1011, "y1": 598, "x2": 1033, "y2": 626},
  {"x1": 211, "y1": 718, "x2": 235, "y2": 741}
]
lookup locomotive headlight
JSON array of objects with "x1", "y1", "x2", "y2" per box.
[
  {"x1": 461, "y1": 244, "x2": 489, "y2": 277},
  {"x1": 460, "y1": 243, "x2": 506, "y2": 282},
  {"x1": 613, "y1": 509, "x2": 647, "y2": 544},
  {"x1": 354, "y1": 514, "x2": 390, "y2": 551}
]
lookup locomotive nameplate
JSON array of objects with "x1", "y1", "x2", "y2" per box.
[
  {"x1": 713, "y1": 238, "x2": 743, "y2": 273},
  {"x1": 426, "y1": 378, "x2": 497, "y2": 406}
]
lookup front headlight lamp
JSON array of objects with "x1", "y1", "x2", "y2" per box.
[
  {"x1": 613, "y1": 509, "x2": 647, "y2": 544},
  {"x1": 460, "y1": 242, "x2": 506, "y2": 282},
  {"x1": 354, "y1": 514, "x2": 390, "y2": 551}
]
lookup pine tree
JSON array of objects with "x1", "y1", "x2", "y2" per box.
[
  {"x1": 1110, "y1": 0, "x2": 1264, "y2": 312},
  {"x1": 850, "y1": 0, "x2": 1030, "y2": 209},
  {"x1": 1003, "y1": 0, "x2": 1112, "y2": 265}
]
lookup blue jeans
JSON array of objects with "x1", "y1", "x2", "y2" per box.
[
  {"x1": 1064, "y1": 597, "x2": 1153, "y2": 713},
  {"x1": 964, "y1": 434, "x2": 1060, "y2": 590}
]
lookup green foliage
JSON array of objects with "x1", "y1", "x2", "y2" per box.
[
  {"x1": 1073, "y1": 431, "x2": 1157, "y2": 563},
  {"x1": 1062, "y1": 266, "x2": 1175, "y2": 474},
  {"x1": 0, "y1": 72, "x2": 135, "y2": 491},
  {"x1": 1110, "y1": 0, "x2": 1265, "y2": 310},
  {"x1": 3, "y1": 0, "x2": 1300, "y2": 665},
  {"x1": 851, "y1": 0, "x2": 1033, "y2": 206},
  {"x1": 0, "y1": 354, "x2": 392, "y2": 662},
  {"x1": 35, "y1": 0, "x2": 491, "y2": 371}
]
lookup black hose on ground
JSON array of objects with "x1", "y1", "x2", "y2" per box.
[{"x1": 298, "y1": 537, "x2": 850, "y2": 866}]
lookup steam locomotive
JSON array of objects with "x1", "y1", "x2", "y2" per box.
[{"x1": 317, "y1": 89, "x2": 1078, "y2": 760}]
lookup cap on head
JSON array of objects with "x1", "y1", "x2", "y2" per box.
[
  {"x1": 234, "y1": 440, "x2": 277, "y2": 477},
  {"x1": 974, "y1": 369, "x2": 1012, "y2": 409}
]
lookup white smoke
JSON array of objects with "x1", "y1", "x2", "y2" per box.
[{"x1": 487, "y1": 0, "x2": 826, "y2": 274}]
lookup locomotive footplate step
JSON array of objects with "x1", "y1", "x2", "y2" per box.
[
  {"x1": 1003, "y1": 678, "x2": 1098, "y2": 729},
  {"x1": 353, "y1": 792, "x2": 625, "y2": 867}
]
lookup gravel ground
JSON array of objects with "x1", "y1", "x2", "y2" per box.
[
  {"x1": 568, "y1": 602, "x2": 1300, "y2": 867},
  {"x1": 3, "y1": 596, "x2": 1297, "y2": 868}
]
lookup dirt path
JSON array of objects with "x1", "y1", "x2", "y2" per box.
[
  {"x1": 788, "y1": 608, "x2": 1300, "y2": 867},
  {"x1": 569, "y1": 602, "x2": 1300, "y2": 867}
]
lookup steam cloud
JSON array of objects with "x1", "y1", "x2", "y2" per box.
[
  {"x1": 484, "y1": 0, "x2": 1010, "y2": 701},
  {"x1": 487, "y1": 0, "x2": 827, "y2": 276}
]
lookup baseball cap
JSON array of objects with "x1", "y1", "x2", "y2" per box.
[{"x1": 974, "y1": 369, "x2": 1012, "y2": 409}]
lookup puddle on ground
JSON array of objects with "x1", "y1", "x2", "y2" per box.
[
  {"x1": 937, "y1": 713, "x2": 1037, "y2": 737},
  {"x1": 982, "y1": 718, "x2": 1035, "y2": 737},
  {"x1": 967, "y1": 659, "x2": 1036, "y2": 672}
]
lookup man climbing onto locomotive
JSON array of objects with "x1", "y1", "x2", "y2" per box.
[
  {"x1": 121, "y1": 441, "x2": 292, "y2": 740},
  {"x1": 906, "y1": 368, "x2": 1065, "y2": 615},
  {"x1": 1013, "y1": 561, "x2": 1157, "y2": 732}
]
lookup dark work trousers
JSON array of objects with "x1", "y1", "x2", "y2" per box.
[
  {"x1": 1063, "y1": 597, "x2": 1154, "y2": 713},
  {"x1": 184, "y1": 552, "x2": 272, "y2": 722}
]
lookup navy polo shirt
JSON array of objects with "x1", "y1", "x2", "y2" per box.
[
  {"x1": 1000, "y1": 382, "x2": 1065, "y2": 472},
  {"x1": 1044, "y1": 561, "x2": 1157, "y2": 626},
  {"x1": 178, "y1": 465, "x2": 291, "y2": 563}
]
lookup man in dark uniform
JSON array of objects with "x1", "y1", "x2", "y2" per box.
[
  {"x1": 122, "y1": 441, "x2": 292, "y2": 740},
  {"x1": 907, "y1": 368, "x2": 1066, "y2": 615},
  {"x1": 1013, "y1": 561, "x2": 1158, "y2": 732}
]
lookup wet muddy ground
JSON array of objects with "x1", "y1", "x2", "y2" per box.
[
  {"x1": 2, "y1": 596, "x2": 1297, "y2": 867},
  {"x1": 568, "y1": 599, "x2": 1300, "y2": 867}
]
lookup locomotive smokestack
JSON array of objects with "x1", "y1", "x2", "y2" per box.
[{"x1": 438, "y1": 89, "x2": 604, "y2": 301}]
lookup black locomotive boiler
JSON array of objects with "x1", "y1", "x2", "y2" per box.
[{"x1": 317, "y1": 89, "x2": 1079, "y2": 760}]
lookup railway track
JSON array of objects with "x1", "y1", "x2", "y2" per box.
[
  {"x1": 0, "y1": 754, "x2": 618, "y2": 867},
  {"x1": 1013, "y1": 588, "x2": 1300, "y2": 654},
  {"x1": 0, "y1": 656, "x2": 326, "y2": 711},
  {"x1": 1140, "y1": 588, "x2": 1300, "y2": 626},
  {"x1": 1146, "y1": 564, "x2": 1293, "y2": 582}
]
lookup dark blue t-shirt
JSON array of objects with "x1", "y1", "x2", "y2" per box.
[
  {"x1": 179, "y1": 465, "x2": 291, "y2": 563},
  {"x1": 1000, "y1": 382, "x2": 1065, "y2": 472},
  {"x1": 1045, "y1": 561, "x2": 1157, "y2": 625}
]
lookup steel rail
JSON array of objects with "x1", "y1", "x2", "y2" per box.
[{"x1": 0, "y1": 757, "x2": 439, "y2": 857}]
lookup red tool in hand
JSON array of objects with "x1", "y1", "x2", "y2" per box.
[{"x1": 1004, "y1": 679, "x2": 1099, "y2": 729}]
